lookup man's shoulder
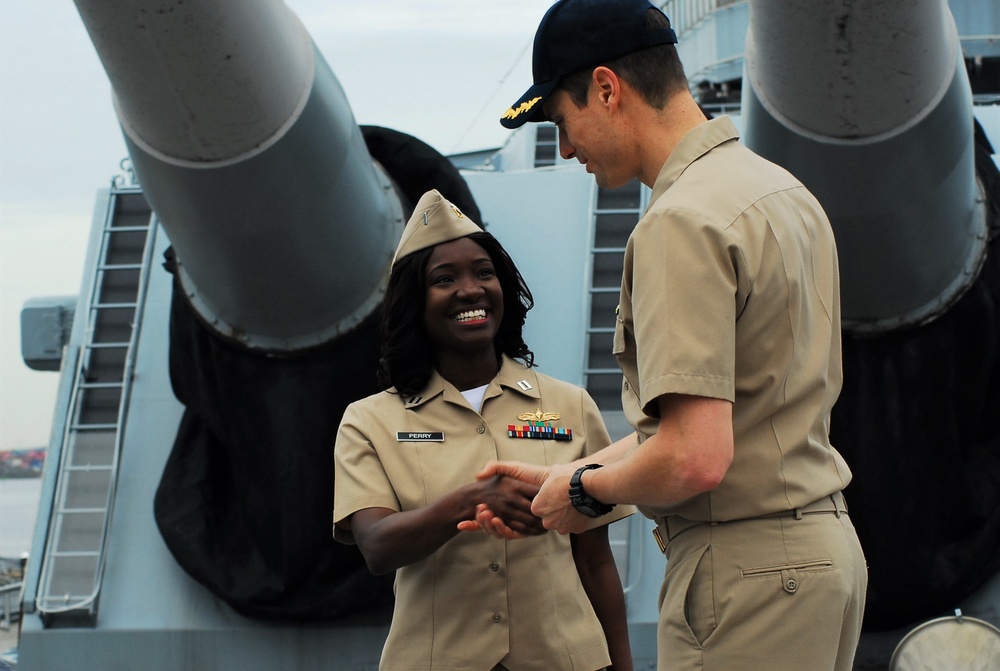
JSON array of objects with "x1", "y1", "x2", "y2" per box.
[
  {"x1": 701, "y1": 139, "x2": 802, "y2": 189},
  {"x1": 652, "y1": 140, "x2": 808, "y2": 223}
]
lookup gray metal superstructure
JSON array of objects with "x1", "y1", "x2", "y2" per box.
[{"x1": 15, "y1": 1, "x2": 1000, "y2": 669}]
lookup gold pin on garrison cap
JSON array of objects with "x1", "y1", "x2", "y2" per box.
[{"x1": 392, "y1": 189, "x2": 482, "y2": 267}]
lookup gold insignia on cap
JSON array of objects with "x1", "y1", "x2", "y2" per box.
[
  {"x1": 502, "y1": 96, "x2": 543, "y2": 121},
  {"x1": 517, "y1": 408, "x2": 561, "y2": 422},
  {"x1": 392, "y1": 189, "x2": 483, "y2": 267}
]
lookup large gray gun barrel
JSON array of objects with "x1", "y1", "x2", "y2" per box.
[
  {"x1": 74, "y1": 0, "x2": 404, "y2": 350},
  {"x1": 741, "y1": 0, "x2": 1000, "y2": 630},
  {"x1": 69, "y1": 0, "x2": 481, "y2": 620},
  {"x1": 742, "y1": 0, "x2": 988, "y2": 333}
]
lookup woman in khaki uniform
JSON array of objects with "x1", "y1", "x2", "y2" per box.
[{"x1": 333, "y1": 189, "x2": 632, "y2": 671}]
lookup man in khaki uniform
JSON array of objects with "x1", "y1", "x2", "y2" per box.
[
  {"x1": 334, "y1": 189, "x2": 633, "y2": 670},
  {"x1": 479, "y1": 1, "x2": 868, "y2": 669}
]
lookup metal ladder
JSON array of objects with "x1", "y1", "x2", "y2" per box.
[
  {"x1": 581, "y1": 179, "x2": 649, "y2": 594},
  {"x1": 584, "y1": 179, "x2": 646, "y2": 411},
  {"x1": 34, "y1": 187, "x2": 156, "y2": 624}
]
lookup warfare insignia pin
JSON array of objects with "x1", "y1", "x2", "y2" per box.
[
  {"x1": 508, "y1": 408, "x2": 572, "y2": 441},
  {"x1": 518, "y1": 408, "x2": 560, "y2": 422}
]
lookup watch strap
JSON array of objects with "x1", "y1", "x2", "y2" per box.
[{"x1": 569, "y1": 464, "x2": 614, "y2": 518}]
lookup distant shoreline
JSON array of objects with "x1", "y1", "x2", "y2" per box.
[
  {"x1": 0, "y1": 478, "x2": 43, "y2": 558},
  {"x1": 0, "y1": 448, "x2": 45, "y2": 479}
]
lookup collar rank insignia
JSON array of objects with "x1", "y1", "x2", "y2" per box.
[{"x1": 508, "y1": 408, "x2": 572, "y2": 442}]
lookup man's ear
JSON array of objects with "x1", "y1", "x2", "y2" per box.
[{"x1": 592, "y1": 66, "x2": 620, "y2": 109}]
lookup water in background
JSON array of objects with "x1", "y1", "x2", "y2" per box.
[{"x1": 0, "y1": 478, "x2": 42, "y2": 559}]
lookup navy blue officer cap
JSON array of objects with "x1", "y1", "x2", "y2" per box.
[{"x1": 500, "y1": 0, "x2": 677, "y2": 129}]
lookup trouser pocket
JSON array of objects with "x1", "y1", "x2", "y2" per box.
[{"x1": 741, "y1": 559, "x2": 835, "y2": 594}]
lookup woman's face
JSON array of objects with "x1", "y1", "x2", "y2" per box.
[{"x1": 423, "y1": 237, "x2": 504, "y2": 357}]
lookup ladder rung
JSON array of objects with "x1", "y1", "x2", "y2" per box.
[
  {"x1": 85, "y1": 342, "x2": 130, "y2": 350},
  {"x1": 48, "y1": 550, "x2": 101, "y2": 559},
  {"x1": 69, "y1": 423, "x2": 119, "y2": 431},
  {"x1": 593, "y1": 207, "x2": 640, "y2": 214},
  {"x1": 589, "y1": 286, "x2": 620, "y2": 293},
  {"x1": 103, "y1": 225, "x2": 150, "y2": 233},
  {"x1": 585, "y1": 368, "x2": 621, "y2": 375},
  {"x1": 90, "y1": 302, "x2": 137, "y2": 310},
  {"x1": 78, "y1": 381, "x2": 123, "y2": 390},
  {"x1": 592, "y1": 247, "x2": 627, "y2": 254},
  {"x1": 587, "y1": 327, "x2": 615, "y2": 334},
  {"x1": 57, "y1": 507, "x2": 109, "y2": 515},
  {"x1": 64, "y1": 465, "x2": 114, "y2": 472},
  {"x1": 97, "y1": 263, "x2": 144, "y2": 271}
]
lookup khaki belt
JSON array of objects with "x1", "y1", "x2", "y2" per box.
[{"x1": 652, "y1": 491, "x2": 848, "y2": 553}]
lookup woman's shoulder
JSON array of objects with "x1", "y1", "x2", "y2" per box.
[
  {"x1": 507, "y1": 361, "x2": 586, "y2": 400},
  {"x1": 345, "y1": 388, "x2": 406, "y2": 416}
]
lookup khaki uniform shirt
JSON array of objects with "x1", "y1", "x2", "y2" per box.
[
  {"x1": 334, "y1": 356, "x2": 631, "y2": 671},
  {"x1": 615, "y1": 116, "x2": 853, "y2": 523}
]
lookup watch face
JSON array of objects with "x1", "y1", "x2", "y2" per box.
[
  {"x1": 569, "y1": 491, "x2": 604, "y2": 518},
  {"x1": 569, "y1": 464, "x2": 611, "y2": 517}
]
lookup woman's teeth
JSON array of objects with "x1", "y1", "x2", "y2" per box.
[{"x1": 454, "y1": 309, "x2": 486, "y2": 322}]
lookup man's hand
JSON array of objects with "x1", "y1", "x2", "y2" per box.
[
  {"x1": 529, "y1": 461, "x2": 597, "y2": 534},
  {"x1": 475, "y1": 460, "x2": 550, "y2": 487}
]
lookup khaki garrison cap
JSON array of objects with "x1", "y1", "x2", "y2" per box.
[{"x1": 392, "y1": 190, "x2": 483, "y2": 267}]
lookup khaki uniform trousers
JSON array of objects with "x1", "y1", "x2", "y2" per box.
[{"x1": 655, "y1": 494, "x2": 867, "y2": 671}]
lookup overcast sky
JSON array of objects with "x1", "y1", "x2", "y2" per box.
[{"x1": 0, "y1": 0, "x2": 555, "y2": 450}]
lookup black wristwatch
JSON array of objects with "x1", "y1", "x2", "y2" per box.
[{"x1": 569, "y1": 464, "x2": 615, "y2": 518}]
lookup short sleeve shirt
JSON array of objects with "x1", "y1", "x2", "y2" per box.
[
  {"x1": 334, "y1": 356, "x2": 632, "y2": 671},
  {"x1": 614, "y1": 116, "x2": 853, "y2": 522}
]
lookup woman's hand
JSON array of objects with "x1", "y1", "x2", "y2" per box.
[{"x1": 470, "y1": 475, "x2": 546, "y2": 536}]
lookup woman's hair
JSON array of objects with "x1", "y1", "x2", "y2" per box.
[{"x1": 378, "y1": 231, "x2": 535, "y2": 397}]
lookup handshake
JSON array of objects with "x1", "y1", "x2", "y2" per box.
[{"x1": 458, "y1": 460, "x2": 607, "y2": 538}]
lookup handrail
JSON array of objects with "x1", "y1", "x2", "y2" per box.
[{"x1": 0, "y1": 581, "x2": 22, "y2": 631}]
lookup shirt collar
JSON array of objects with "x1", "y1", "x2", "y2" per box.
[
  {"x1": 401, "y1": 355, "x2": 540, "y2": 409},
  {"x1": 648, "y1": 116, "x2": 740, "y2": 208}
]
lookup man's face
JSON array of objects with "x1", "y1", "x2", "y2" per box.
[{"x1": 544, "y1": 88, "x2": 632, "y2": 189}]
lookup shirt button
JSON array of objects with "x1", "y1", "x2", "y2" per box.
[
  {"x1": 477, "y1": 425, "x2": 486, "y2": 434},
  {"x1": 490, "y1": 563, "x2": 500, "y2": 572},
  {"x1": 492, "y1": 613, "x2": 502, "y2": 623}
]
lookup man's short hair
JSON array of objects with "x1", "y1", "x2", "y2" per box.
[{"x1": 558, "y1": 40, "x2": 689, "y2": 111}]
